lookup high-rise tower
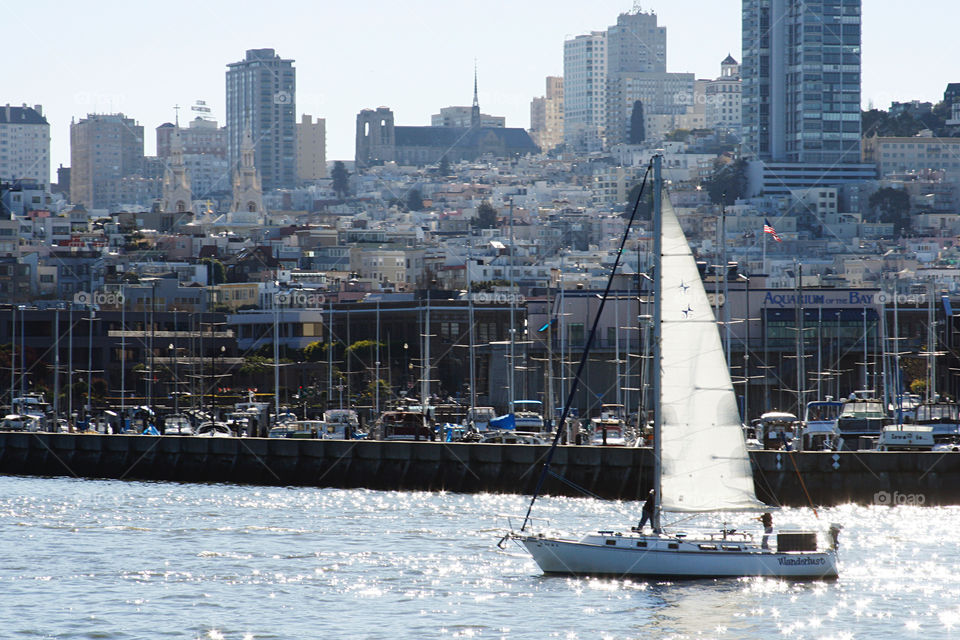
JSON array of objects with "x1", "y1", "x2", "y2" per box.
[
  {"x1": 742, "y1": 0, "x2": 862, "y2": 164},
  {"x1": 225, "y1": 48, "x2": 296, "y2": 191}
]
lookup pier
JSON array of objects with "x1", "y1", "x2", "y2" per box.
[{"x1": 1, "y1": 432, "x2": 957, "y2": 506}]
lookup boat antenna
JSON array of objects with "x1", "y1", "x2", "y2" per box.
[{"x1": 519, "y1": 160, "x2": 653, "y2": 532}]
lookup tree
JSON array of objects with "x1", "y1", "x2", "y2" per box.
[
  {"x1": 331, "y1": 161, "x2": 350, "y2": 198},
  {"x1": 703, "y1": 159, "x2": 748, "y2": 206},
  {"x1": 405, "y1": 189, "x2": 423, "y2": 211},
  {"x1": 302, "y1": 340, "x2": 327, "y2": 362},
  {"x1": 868, "y1": 187, "x2": 911, "y2": 232},
  {"x1": 473, "y1": 200, "x2": 498, "y2": 229},
  {"x1": 623, "y1": 183, "x2": 654, "y2": 219},
  {"x1": 200, "y1": 258, "x2": 225, "y2": 285},
  {"x1": 628, "y1": 100, "x2": 646, "y2": 144},
  {"x1": 438, "y1": 156, "x2": 451, "y2": 176}
]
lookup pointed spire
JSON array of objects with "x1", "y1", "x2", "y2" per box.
[
  {"x1": 471, "y1": 60, "x2": 481, "y2": 128},
  {"x1": 473, "y1": 61, "x2": 479, "y2": 109}
]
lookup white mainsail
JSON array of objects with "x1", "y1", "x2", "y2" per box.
[{"x1": 658, "y1": 194, "x2": 765, "y2": 512}]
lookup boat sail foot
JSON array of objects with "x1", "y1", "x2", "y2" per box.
[{"x1": 517, "y1": 531, "x2": 838, "y2": 579}]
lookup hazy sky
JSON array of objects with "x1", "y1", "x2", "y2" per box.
[{"x1": 7, "y1": 0, "x2": 959, "y2": 173}]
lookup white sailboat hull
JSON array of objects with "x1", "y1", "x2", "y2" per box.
[{"x1": 519, "y1": 533, "x2": 838, "y2": 579}]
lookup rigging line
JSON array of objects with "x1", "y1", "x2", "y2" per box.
[
  {"x1": 747, "y1": 456, "x2": 783, "y2": 510},
  {"x1": 786, "y1": 450, "x2": 819, "y2": 518},
  {"x1": 519, "y1": 161, "x2": 652, "y2": 532}
]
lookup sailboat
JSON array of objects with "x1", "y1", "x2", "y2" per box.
[{"x1": 511, "y1": 155, "x2": 839, "y2": 579}]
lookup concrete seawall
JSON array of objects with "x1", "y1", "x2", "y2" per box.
[{"x1": 1, "y1": 432, "x2": 957, "y2": 506}]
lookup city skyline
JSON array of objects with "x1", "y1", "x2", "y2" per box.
[{"x1": 7, "y1": 0, "x2": 958, "y2": 174}]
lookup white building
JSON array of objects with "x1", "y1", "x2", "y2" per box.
[
  {"x1": 563, "y1": 31, "x2": 607, "y2": 153},
  {"x1": 0, "y1": 104, "x2": 50, "y2": 187},
  {"x1": 704, "y1": 55, "x2": 741, "y2": 134}
]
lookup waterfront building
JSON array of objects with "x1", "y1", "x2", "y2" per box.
[
  {"x1": 226, "y1": 48, "x2": 297, "y2": 191},
  {"x1": 69, "y1": 113, "x2": 144, "y2": 209},
  {"x1": 529, "y1": 76, "x2": 564, "y2": 153},
  {"x1": 0, "y1": 104, "x2": 50, "y2": 188},
  {"x1": 296, "y1": 114, "x2": 327, "y2": 182}
]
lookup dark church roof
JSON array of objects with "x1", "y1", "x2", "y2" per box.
[
  {"x1": 721, "y1": 54, "x2": 738, "y2": 66},
  {"x1": 395, "y1": 126, "x2": 539, "y2": 153}
]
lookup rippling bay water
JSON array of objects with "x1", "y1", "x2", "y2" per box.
[{"x1": 0, "y1": 475, "x2": 958, "y2": 639}]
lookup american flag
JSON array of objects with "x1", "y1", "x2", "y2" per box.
[{"x1": 763, "y1": 218, "x2": 782, "y2": 242}]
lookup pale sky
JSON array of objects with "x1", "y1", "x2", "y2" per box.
[{"x1": 7, "y1": 0, "x2": 958, "y2": 173}]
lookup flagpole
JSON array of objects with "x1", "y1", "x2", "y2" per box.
[{"x1": 762, "y1": 227, "x2": 767, "y2": 275}]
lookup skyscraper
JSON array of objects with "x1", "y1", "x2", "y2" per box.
[
  {"x1": 742, "y1": 0, "x2": 862, "y2": 164},
  {"x1": 226, "y1": 48, "x2": 296, "y2": 191},
  {"x1": 69, "y1": 113, "x2": 144, "y2": 209},
  {"x1": 606, "y1": 10, "x2": 666, "y2": 74},
  {"x1": 563, "y1": 31, "x2": 607, "y2": 152}
]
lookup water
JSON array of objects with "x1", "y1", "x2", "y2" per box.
[{"x1": 0, "y1": 476, "x2": 958, "y2": 640}]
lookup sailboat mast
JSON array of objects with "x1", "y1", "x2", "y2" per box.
[
  {"x1": 651, "y1": 153, "x2": 663, "y2": 532},
  {"x1": 467, "y1": 247, "x2": 477, "y2": 419}
]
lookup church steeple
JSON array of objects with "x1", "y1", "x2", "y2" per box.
[
  {"x1": 162, "y1": 125, "x2": 192, "y2": 213},
  {"x1": 231, "y1": 123, "x2": 265, "y2": 215},
  {"x1": 471, "y1": 62, "x2": 481, "y2": 128}
]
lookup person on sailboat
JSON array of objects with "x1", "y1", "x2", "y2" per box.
[
  {"x1": 757, "y1": 512, "x2": 773, "y2": 549},
  {"x1": 635, "y1": 489, "x2": 655, "y2": 532}
]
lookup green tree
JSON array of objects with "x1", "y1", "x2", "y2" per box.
[
  {"x1": 200, "y1": 258, "x2": 225, "y2": 285},
  {"x1": 331, "y1": 161, "x2": 350, "y2": 198},
  {"x1": 868, "y1": 187, "x2": 911, "y2": 232},
  {"x1": 623, "y1": 183, "x2": 654, "y2": 219},
  {"x1": 405, "y1": 189, "x2": 423, "y2": 211},
  {"x1": 239, "y1": 356, "x2": 271, "y2": 376},
  {"x1": 438, "y1": 156, "x2": 451, "y2": 176},
  {"x1": 665, "y1": 128, "x2": 691, "y2": 142},
  {"x1": 473, "y1": 200, "x2": 498, "y2": 229},
  {"x1": 628, "y1": 100, "x2": 645, "y2": 144},
  {"x1": 302, "y1": 340, "x2": 327, "y2": 362},
  {"x1": 703, "y1": 159, "x2": 748, "y2": 206}
]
